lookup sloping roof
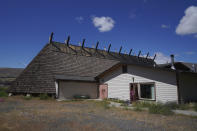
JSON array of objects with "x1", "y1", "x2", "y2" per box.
[
  {"x1": 55, "y1": 75, "x2": 96, "y2": 82},
  {"x1": 9, "y1": 42, "x2": 155, "y2": 93},
  {"x1": 159, "y1": 62, "x2": 197, "y2": 73},
  {"x1": 0, "y1": 68, "x2": 24, "y2": 78},
  {"x1": 52, "y1": 42, "x2": 155, "y2": 66}
]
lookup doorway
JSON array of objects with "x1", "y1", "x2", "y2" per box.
[{"x1": 130, "y1": 83, "x2": 139, "y2": 102}]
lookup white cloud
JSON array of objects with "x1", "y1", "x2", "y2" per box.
[
  {"x1": 75, "y1": 16, "x2": 84, "y2": 23},
  {"x1": 92, "y1": 16, "x2": 115, "y2": 32},
  {"x1": 161, "y1": 24, "x2": 170, "y2": 29},
  {"x1": 176, "y1": 6, "x2": 197, "y2": 35},
  {"x1": 152, "y1": 52, "x2": 171, "y2": 64},
  {"x1": 185, "y1": 51, "x2": 195, "y2": 55}
]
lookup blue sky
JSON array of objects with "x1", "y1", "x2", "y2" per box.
[{"x1": 0, "y1": 0, "x2": 197, "y2": 68}]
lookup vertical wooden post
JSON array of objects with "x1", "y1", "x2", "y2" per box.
[
  {"x1": 138, "y1": 51, "x2": 141, "y2": 57},
  {"x1": 108, "y1": 44, "x2": 111, "y2": 52},
  {"x1": 119, "y1": 46, "x2": 122, "y2": 54},
  {"x1": 153, "y1": 54, "x2": 156, "y2": 61},
  {"x1": 66, "y1": 36, "x2": 70, "y2": 46},
  {"x1": 129, "y1": 49, "x2": 132, "y2": 56},
  {"x1": 96, "y1": 42, "x2": 99, "y2": 50},
  {"x1": 82, "y1": 39, "x2": 85, "y2": 48},
  {"x1": 146, "y1": 52, "x2": 149, "y2": 59},
  {"x1": 49, "y1": 32, "x2": 54, "y2": 43}
]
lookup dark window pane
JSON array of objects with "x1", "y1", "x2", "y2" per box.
[
  {"x1": 140, "y1": 84, "x2": 153, "y2": 99},
  {"x1": 122, "y1": 65, "x2": 127, "y2": 73}
]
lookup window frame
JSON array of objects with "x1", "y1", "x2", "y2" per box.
[{"x1": 138, "y1": 82, "x2": 156, "y2": 101}]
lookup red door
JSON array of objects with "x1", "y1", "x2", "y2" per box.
[{"x1": 99, "y1": 84, "x2": 108, "y2": 99}]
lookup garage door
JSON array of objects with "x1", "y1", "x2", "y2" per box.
[{"x1": 58, "y1": 81, "x2": 98, "y2": 99}]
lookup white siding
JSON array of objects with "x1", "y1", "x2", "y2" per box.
[{"x1": 101, "y1": 65, "x2": 178, "y2": 103}]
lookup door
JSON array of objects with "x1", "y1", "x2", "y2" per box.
[
  {"x1": 58, "y1": 81, "x2": 97, "y2": 99},
  {"x1": 99, "y1": 84, "x2": 108, "y2": 99},
  {"x1": 130, "y1": 83, "x2": 139, "y2": 102}
]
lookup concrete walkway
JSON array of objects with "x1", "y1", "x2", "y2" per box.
[{"x1": 173, "y1": 110, "x2": 197, "y2": 116}]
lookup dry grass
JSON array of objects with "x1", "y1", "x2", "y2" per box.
[{"x1": 0, "y1": 96, "x2": 197, "y2": 131}]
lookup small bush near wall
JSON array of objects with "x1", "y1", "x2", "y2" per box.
[
  {"x1": 95, "y1": 100, "x2": 110, "y2": 109},
  {"x1": 23, "y1": 96, "x2": 32, "y2": 100},
  {"x1": 194, "y1": 104, "x2": 197, "y2": 111},
  {"x1": 39, "y1": 93, "x2": 49, "y2": 100},
  {"x1": 149, "y1": 104, "x2": 174, "y2": 115},
  {"x1": 132, "y1": 101, "x2": 152, "y2": 108},
  {"x1": 108, "y1": 98, "x2": 125, "y2": 104},
  {"x1": 73, "y1": 95, "x2": 90, "y2": 99},
  {"x1": 0, "y1": 87, "x2": 8, "y2": 97}
]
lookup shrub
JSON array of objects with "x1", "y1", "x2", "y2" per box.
[
  {"x1": 134, "y1": 105, "x2": 142, "y2": 112},
  {"x1": 23, "y1": 96, "x2": 32, "y2": 100},
  {"x1": 164, "y1": 102, "x2": 179, "y2": 109},
  {"x1": 194, "y1": 103, "x2": 197, "y2": 112},
  {"x1": 0, "y1": 88, "x2": 8, "y2": 97},
  {"x1": 96, "y1": 100, "x2": 110, "y2": 109},
  {"x1": 149, "y1": 104, "x2": 174, "y2": 115},
  {"x1": 120, "y1": 103, "x2": 128, "y2": 107},
  {"x1": 178, "y1": 104, "x2": 190, "y2": 110},
  {"x1": 39, "y1": 93, "x2": 49, "y2": 100},
  {"x1": 132, "y1": 101, "x2": 152, "y2": 108},
  {"x1": 108, "y1": 98, "x2": 125, "y2": 104},
  {"x1": 73, "y1": 95, "x2": 90, "y2": 99}
]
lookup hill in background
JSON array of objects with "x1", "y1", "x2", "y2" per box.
[{"x1": 0, "y1": 68, "x2": 24, "y2": 88}]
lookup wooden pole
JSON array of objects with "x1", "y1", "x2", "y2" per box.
[
  {"x1": 138, "y1": 51, "x2": 141, "y2": 57},
  {"x1": 82, "y1": 39, "x2": 85, "y2": 48},
  {"x1": 129, "y1": 49, "x2": 132, "y2": 56},
  {"x1": 153, "y1": 54, "x2": 157, "y2": 61},
  {"x1": 96, "y1": 42, "x2": 99, "y2": 50},
  {"x1": 108, "y1": 44, "x2": 111, "y2": 52},
  {"x1": 49, "y1": 32, "x2": 54, "y2": 43},
  {"x1": 119, "y1": 46, "x2": 122, "y2": 54},
  {"x1": 66, "y1": 36, "x2": 70, "y2": 46},
  {"x1": 146, "y1": 52, "x2": 149, "y2": 59}
]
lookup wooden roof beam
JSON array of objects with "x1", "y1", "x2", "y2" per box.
[
  {"x1": 129, "y1": 49, "x2": 132, "y2": 56},
  {"x1": 138, "y1": 50, "x2": 141, "y2": 58},
  {"x1": 153, "y1": 54, "x2": 156, "y2": 61},
  {"x1": 96, "y1": 42, "x2": 99, "y2": 50},
  {"x1": 119, "y1": 46, "x2": 122, "y2": 54},
  {"x1": 146, "y1": 52, "x2": 149, "y2": 59},
  {"x1": 82, "y1": 39, "x2": 85, "y2": 48},
  {"x1": 66, "y1": 36, "x2": 70, "y2": 46},
  {"x1": 108, "y1": 44, "x2": 111, "y2": 53},
  {"x1": 49, "y1": 32, "x2": 54, "y2": 44}
]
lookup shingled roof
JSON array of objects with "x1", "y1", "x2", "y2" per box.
[
  {"x1": 9, "y1": 41, "x2": 155, "y2": 94},
  {"x1": 159, "y1": 62, "x2": 197, "y2": 73}
]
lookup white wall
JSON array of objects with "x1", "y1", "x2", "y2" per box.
[{"x1": 101, "y1": 65, "x2": 178, "y2": 103}]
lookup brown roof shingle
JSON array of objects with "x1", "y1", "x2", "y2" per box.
[{"x1": 9, "y1": 42, "x2": 155, "y2": 94}]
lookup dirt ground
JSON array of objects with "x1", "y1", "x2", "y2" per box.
[{"x1": 0, "y1": 96, "x2": 197, "y2": 131}]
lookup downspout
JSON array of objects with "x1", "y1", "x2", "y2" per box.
[{"x1": 170, "y1": 54, "x2": 181, "y2": 104}]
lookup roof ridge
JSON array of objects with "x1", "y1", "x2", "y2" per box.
[{"x1": 51, "y1": 41, "x2": 154, "y2": 62}]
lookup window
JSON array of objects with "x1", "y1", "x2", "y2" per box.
[
  {"x1": 139, "y1": 83, "x2": 155, "y2": 100},
  {"x1": 122, "y1": 65, "x2": 127, "y2": 73}
]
